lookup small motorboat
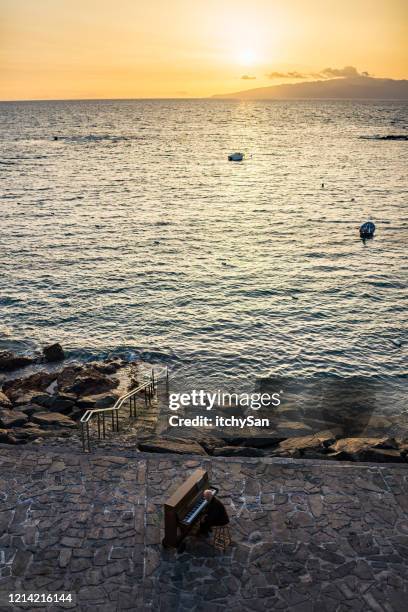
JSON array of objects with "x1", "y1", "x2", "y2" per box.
[
  {"x1": 228, "y1": 152, "x2": 244, "y2": 162},
  {"x1": 360, "y1": 221, "x2": 376, "y2": 239}
]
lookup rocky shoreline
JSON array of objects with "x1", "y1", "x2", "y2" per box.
[
  {"x1": 138, "y1": 430, "x2": 408, "y2": 464},
  {"x1": 0, "y1": 346, "x2": 127, "y2": 446},
  {"x1": 1, "y1": 347, "x2": 407, "y2": 464}
]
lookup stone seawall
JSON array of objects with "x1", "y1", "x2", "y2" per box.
[{"x1": 0, "y1": 446, "x2": 407, "y2": 611}]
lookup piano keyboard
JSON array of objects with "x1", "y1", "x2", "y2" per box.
[{"x1": 181, "y1": 488, "x2": 217, "y2": 525}]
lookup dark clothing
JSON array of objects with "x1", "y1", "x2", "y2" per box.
[{"x1": 200, "y1": 497, "x2": 229, "y2": 534}]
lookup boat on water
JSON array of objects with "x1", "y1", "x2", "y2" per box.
[
  {"x1": 228, "y1": 152, "x2": 244, "y2": 162},
  {"x1": 360, "y1": 221, "x2": 376, "y2": 239}
]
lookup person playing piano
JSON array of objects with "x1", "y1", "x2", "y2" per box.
[{"x1": 199, "y1": 489, "x2": 229, "y2": 536}]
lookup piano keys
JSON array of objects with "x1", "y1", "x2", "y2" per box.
[{"x1": 162, "y1": 468, "x2": 218, "y2": 548}]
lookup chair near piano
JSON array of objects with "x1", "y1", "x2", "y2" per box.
[{"x1": 163, "y1": 468, "x2": 230, "y2": 550}]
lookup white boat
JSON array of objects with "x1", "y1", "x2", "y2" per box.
[{"x1": 228, "y1": 152, "x2": 244, "y2": 162}]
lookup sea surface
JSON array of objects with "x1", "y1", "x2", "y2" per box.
[{"x1": 0, "y1": 100, "x2": 407, "y2": 405}]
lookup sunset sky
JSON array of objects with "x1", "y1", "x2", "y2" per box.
[{"x1": 1, "y1": 0, "x2": 407, "y2": 100}]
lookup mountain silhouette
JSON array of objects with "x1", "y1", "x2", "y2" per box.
[{"x1": 212, "y1": 76, "x2": 408, "y2": 100}]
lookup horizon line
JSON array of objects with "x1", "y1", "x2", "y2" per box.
[{"x1": 2, "y1": 95, "x2": 408, "y2": 103}]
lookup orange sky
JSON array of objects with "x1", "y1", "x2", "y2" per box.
[{"x1": 1, "y1": 0, "x2": 407, "y2": 100}]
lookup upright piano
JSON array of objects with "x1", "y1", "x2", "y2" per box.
[{"x1": 162, "y1": 468, "x2": 218, "y2": 548}]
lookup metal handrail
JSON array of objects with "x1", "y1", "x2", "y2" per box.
[{"x1": 79, "y1": 365, "x2": 169, "y2": 452}]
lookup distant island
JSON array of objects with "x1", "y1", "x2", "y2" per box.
[{"x1": 212, "y1": 76, "x2": 408, "y2": 100}]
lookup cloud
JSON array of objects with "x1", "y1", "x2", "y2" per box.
[
  {"x1": 265, "y1": 66, "x2": 371, "y2": 82},
  {"x1": 266, "y1": 71, "x2": 307, "y2": 79},
  {"x1": 241, "y1": 75, "x2": 256, "y2": 80},
  {"x1": 320, "y1": 66, "x2": 370, "y2": 78}
]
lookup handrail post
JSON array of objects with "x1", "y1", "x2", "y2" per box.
[
  {"x1": 86, "y1": 421, "x2": 90, "y2": 452},
  {"x1": 81, "y1": 422, "x2": 85, "y2": 452},
  {"x1": 166, "y1": 366, "x2": 169, "y2": 397}
]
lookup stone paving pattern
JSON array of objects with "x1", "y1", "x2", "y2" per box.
[{"x1": 0, "y1": 446, "x2": 407, "y2": 611}]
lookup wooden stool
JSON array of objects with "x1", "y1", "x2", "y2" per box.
[{"x1": 212, "y1": 525, "x2": 231, "y2": 552}]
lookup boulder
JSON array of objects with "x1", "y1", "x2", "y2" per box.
[
  {"x1": 327, "y1": 437, "x2": 403, "y2": 462},
  {"x1": 278, "y1": 430, "x2": 340, "y2": 455},
  {"x1": 3, "y1": 372, "x2": 57, "y2": 401},
  {"x1": 92, "y1": 360, "x2": 125, "y2": 375},
  {"x1": 357, "y1": 448, "x2": 406, "y2": 463},
  {"x1": 11, "y1": 426, "x2": 58, "y2": 441},
  {"x1": 163, "y1": 431, "x2": 225, "y2": 455},
  {"x1": 15, "y1": 404, "x2": 45, "y2": 417},
  {"x1": 0, "y1": 428, "x2": 9, "y2": 442},
  {"x1": 218, "y1": 436, "x2": 284, "y2": 449},
  {"x1": 138, "y1": 437, "x2": 207, "y2": 456},
  {"x1": 31, "y1": 412, "x2": 76, "y2": 429},
  {"x1": 0, "y1": 391, "x2": 12, "y2": 409},
  {"x1": 76, "y1": 392, "x2": 118, "y2": 410},
  {"x1": 212, "y1": 446, "x2": 264, "y2": 458},
  {"x1": 59, "y1": 369, "x2": 119, "y2": 397},
  {"x1": 0, "y1": 428, "x2": 19, "y2": 444},
  {"x1": 13, "y1": 392, "x2": 54, "y2": 407},
  {"x1": 40, "y1": 394, "x2": 77, "y2": 414},
  {"x1": 329, "y1": 437, "x2": 395, "y2": 454},
  {"x1": 0, "y1": 409, "x2": 29, "y2": 428},
  {"x1": 0, "y1": 351, "x2": 34, "y2": 372},
  {"x1": 68, "y1": 407, "x2": 83, "y2": 421},
  {"x1": 43, "y1": 343, "x2": 65, "y2": 362},
  {"x1": 56, "y1": 364, "x2": 83, "y2": 390}
]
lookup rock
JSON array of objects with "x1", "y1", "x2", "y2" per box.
[
  {"x1": 373, "y1": 134, "x2": 408, "y2": 141},
  {"x1": 76, "y1": 392, "x2": 119, "y2": 410},
  {"x1": 212, "y1": 446, "x2": 264, "y2": 457},
  {"x1": 0, "y1": 409, "x2": 29, "y2": 428},
  {"x1": 25, "y1": 393, "x2": 54, "y2": 407},
  {"x1": 92, "y1": 360, "x2": 125, "y2": 374},
  {"x1": 277, "y1": 430, "x2": 340, "y2": 456},
  {"x1": 138, "y1": 437, "x2": 207, "y2": 456},
  {"x1": 330, "y1": 437, "x2": 394, "y2": 454},
  {"x1": 0, "y1": 351, "x2": 34, "y2": 372},
  {"x1": 43, "y1": 343, "x2": 65, "y2": 362},
  {"x1": 193, "y1": 434, "x2": 220, "y2": 454},
  {"x1": 3, "y1": 372, "x2": 56, "y2": 402},
  {"x1": 0, "y1": 391, "x2": 12, "y2": 408},
  {"x1": 221, "y1": 436, "x2": 284, "y2": 449},
  {"x1": 31, "y1": 412, "x2": 76, "y2": 428},
  {"x1": 46, "y1": 394, "x2": 76, "y2": 414},
  {"x1": 328, "y1": 437, "x2": 404, "y2": 462},
  {"x1": 0, "y1": 427, "x2": 9, "y2": 441},
  {"x1": 60, "y1": 370, "x2": 119, "y2": 396},
  {"x1": 68, "y1": 407, "x2": 83, "y2": 420},
  {"x1": 7, "y1": 427, "x2": 56, "y2": 442},
  {"x1": 0, "y1": 428, "x2": 19, "y2": 444},
  {"x1": 359, "y1": 448, "x2": 406, "y2": 463}
]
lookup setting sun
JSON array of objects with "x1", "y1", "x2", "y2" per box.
[{"x1": 237, "y1": 49, "x2": 258, "y2": 66}]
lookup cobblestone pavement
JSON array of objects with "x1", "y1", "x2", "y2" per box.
[{"x1": 0, "y1": 446, "x2": 407, "y2": 612}]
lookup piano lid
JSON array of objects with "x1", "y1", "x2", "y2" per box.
[{"x1": 165, "y1": 468, "x2": 209, "y2": 509}]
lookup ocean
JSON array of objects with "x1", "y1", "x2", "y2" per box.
[{"x1": 0, "y1": 99, "x2": 407, "y2": 403}]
